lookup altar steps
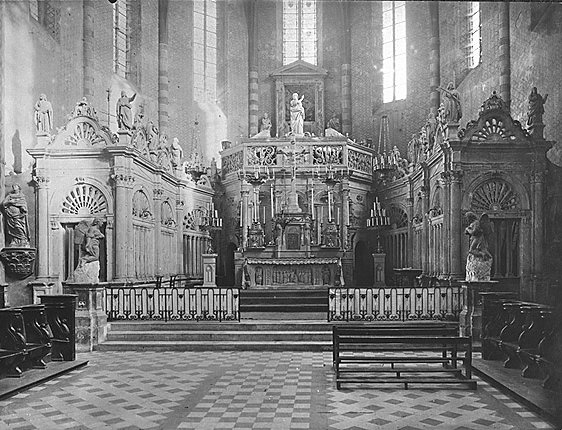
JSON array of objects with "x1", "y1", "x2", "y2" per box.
[
  {"x1": 98, "y1": 320, "x2": 333, "y2": 351},
  {"x1": 239, "y1": 289, "x2": 328, "y2": 315}
]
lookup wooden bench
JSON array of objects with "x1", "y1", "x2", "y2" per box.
[{"x1": 333, "y1": 323, "x2": 475, "y2": 389}]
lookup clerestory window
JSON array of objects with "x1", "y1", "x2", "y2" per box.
[
  {"x1": 382, "y1": 1, "x2": 407, "y2": 103},
  {"x1": 282, "y1": 0, "x2": 317, "y2": 65},
  {"x1": 193, "y1": 0, "x2": 217, "y2": 103},
  {"x1": 466, "y1": 2, "x2": 481, "y2": 69},
  {"x1": 113, "y1": 0, "x2": 129, "y2": 78}
]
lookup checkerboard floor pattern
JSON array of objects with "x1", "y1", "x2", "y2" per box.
[{"x1": 0, "y1": 351, "x2": 555, "y2": 429}]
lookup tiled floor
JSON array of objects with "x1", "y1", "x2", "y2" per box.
[{"x1": 0, "y1": 351, "x2": 556, "y2": 430}]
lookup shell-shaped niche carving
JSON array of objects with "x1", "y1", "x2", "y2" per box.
[
  {"x1": 65, "y1": 121, "x2": 107, "y2": 147},
  {"x1": 161, "y1": 200, "x2": 176, "y2": 227},
  {"x1": 62, "y1": 184, "x2": 108, "y2": 215},
  {"x1": 132, "y1": 190, "x2": 152, "y2": 220},
  {"x1": 471, "y1": 179, "x2": 520, "y2": 212},
  {"x1": 388, "y1": 206, "x2": 408, "y2": 229}
]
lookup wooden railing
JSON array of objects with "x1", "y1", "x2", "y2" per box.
[{"x1": 328, "y1": 286, "x2": 464, "y2": 322}]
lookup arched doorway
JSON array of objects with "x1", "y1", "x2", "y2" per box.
[{"x1": 354, "y1": 241, "x2": 373, "y2": 286}]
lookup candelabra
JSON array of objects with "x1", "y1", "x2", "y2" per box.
[
  {"x1": 316, "y1": 165, "x2": 347, "y2": 247},
  {"x1": 373, "y1": 115, "x2": 398, "y2": 180},
  {"x1": 199, "y1": 202, "x2": 223, "y2": 253},
  {"x1": 366, "y1": 197, "x2": 390, "y2": 253}
]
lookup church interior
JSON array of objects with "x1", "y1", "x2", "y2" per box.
[{"x1": 0, "y1": 0, "x2": 562, "y2": 429}]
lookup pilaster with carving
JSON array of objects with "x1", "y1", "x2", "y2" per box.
[
  {"x1": 530, "y1": 171, "x2": 545, "y2": 273},
  {"x1": 110, "y1": 171, "x2": 135, "y2": 280},
  {"x1": 153, "y1": 187, "x2": 164, "y2": 275},
  {"x1": 33, "y1": 175, "x2": 50, "y2": 280},
  {"x1": 448, "y1": 170, "x2": 464, "y2": 279}
]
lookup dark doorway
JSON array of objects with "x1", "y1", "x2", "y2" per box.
[
  {"x1": 222, "y1": 242, "x2": 237, "y2": 286},
  {"x1": 354, "y1": 241, "x2": 373, "y2": 286}
]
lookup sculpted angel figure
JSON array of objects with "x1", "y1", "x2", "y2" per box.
[
  {"x1": 465, "y1": 212, "x2": 494, "y2": 281},
  {"x1": 116, "y1": 91, "x2": 137, "y2": 130}
]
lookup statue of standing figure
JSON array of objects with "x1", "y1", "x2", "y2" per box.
[
  {"x1": 72, "y1": 219, "x2": 105, "y2": 283},
  {"x1": 465, "y1": 212, "x2": 493, "y2": 282},
  {"x1": 1, "y1": 184, "x2": 31, "y2": 248},
  {"x1": 527, "y1": 87, "x2": 548, "y2": 128},
  {"x1": 34, "y1": 94, "x2": 53, "y2": 134},
  {"x1": 439, "y1": 82, "x2": 462, "y2": 123},
  {"x1": 116, "y1": 91, "x2": 137, "y2": 131},
  {"x1": 170, "y1": 137, "x2": 183, "y2": 167},
  {"x1": 289, "y1": 93, "x2": 305, "y2": 136}
]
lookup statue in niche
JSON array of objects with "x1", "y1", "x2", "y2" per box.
[
  {"x1": 255, "y1": 266, "x2": 263, "y2": 286},
  {"x1": 464, "y1": 212, "x2": 493, "y2": 282},
  {"x1": 251, "y1": 112, "x2": 273, "y2": 138},
  {"x1": 170, "y1": 137, "x2": 183, "y2": 167},
  {"x1": 1, "y1": 184, "x2": 30, "y2": 248},
  {"x1": 116, "y1": 91, "x2": 137, "y2": 131},
  {"x1": 325, "y1": 113, "x2": 345, "y2": 138},
  {"x1": 72, "y1": 219, "x2": 105, "y2": 283},
  {"x1": 289, "y1": 93, "x2": 305, "y2": 136},
  {"x1": 34, "y1": 94, "x2": 53, "y2": 135},
  {"x1": 527, "y1": 87, "x2": 548, "y2": 128},
  {"x1": 322, "y1": 265, "x2": 331, "y2": 286},
  {"x1": 439, "y1": 82, "x2": 462, "y2": 123}
]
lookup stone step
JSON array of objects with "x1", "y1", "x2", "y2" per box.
[
  {"x1": 106, "y1": 330, "x2": 331, "y2": 342},
  {"x1": 97, "y1": 340, "x2": 332, "y2": 352},
  {"x1": 108, "y1": 320, "x2": 332, "y2": 332},
  {"x1": 239, "y1": 304, "x2": 327, "y2": 313},
  {"x1": 240, "y1": 289, "x2": 328, "y2": 297},
  {"x1": 240, "y1": 296, "x2": 328, "y2": 305}
]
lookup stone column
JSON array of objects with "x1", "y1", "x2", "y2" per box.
[
  {"x1": 499, "y1": 1, "x2": 511, "y2": 110},
  {"x1": 153, "y1": 188, "x2": 163, "y2": 275},
  {"x1": 83, "y1": 0, "x2": 95, "y2": 99},
  {"x1": 341, "y1": 2, "x2": 352, "y2": 136},
  {"x1": 176, "y1": 199, "x2": 184, "y2": 274},
  {"x1": 531, "y1": 172, "x2": 545, "y2": 274},
  {"x1": 429, "y1": 2, "x2": 440, "y2": 115},
  {"x1": 33, "y1": 175, "x2": 50, "y2": 280},
  {"x1": 449, "y1": 171, "x2": 464, "y2": 279},
  {"x1": 158, "y1": 0, "x2": 170, "y2": 132},
  {"x1": 63, "y1": 283, "x2": 107, "y2": 353},
  {"x1": 246, "y1": 0, "x2": 259, "y2": 136},
  {"x1": 406, "y1": 196, "x2": 414, "y2": 267},
  {"x1": 441, "y1": 172, "x2": 451, "y2": 275},
  {"x1": 241, "y1": 187, "x2": 250, "y2": 249},
  {"x1": 111, "y1": 173, "x2": 133, "y2": 280}
]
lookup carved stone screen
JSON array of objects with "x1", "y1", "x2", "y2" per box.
[{"x1": 286, "y1": 226, "x2": 301, "y2": 250}]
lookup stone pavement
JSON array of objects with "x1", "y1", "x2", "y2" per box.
[{"x1": 0, "y1": 351, "x2": 556, "y2": 430}]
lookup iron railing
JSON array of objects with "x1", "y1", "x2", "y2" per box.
[
  {"x1": 106, "y1": 278, "x2": 239, "y2": 322},
  {"x1": 328, "y1": 286, "x2": 464, "y2": 322}
]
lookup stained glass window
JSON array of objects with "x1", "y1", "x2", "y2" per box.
[
  {"x1": 382, "y1": 1, "x2": 407, "y2": 103},
  {"x1": 467, "y1": 2, "x2": 481, "y2": 69},
  {"x1": 113, "y1": 0, "x2": 128, "y2": 78},
  {"x1": 194, "y1": 0, "x2": 217, "y2": 103},
  {"x1": 283, "y1": 0, "x2": 317, "y2": 65}
]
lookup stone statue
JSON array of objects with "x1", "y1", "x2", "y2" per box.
[
  {"x1": 407, "y1": 133, "x2": 419, "y2": 166},
  {"x1": 289, "y1": 93, "x2": 305, "y2": 136},
  {"x1": 116, "y1": 91, "x2": 137, "y2": 131},
  {"x1": 157, "y1": 134, "x2": 171, "y2": 169},
  {"x1": 465, "y1": 212, "x2": 493, "y2": 282},
  {"x1": 327, "y1": 113, "x2": 341, "y2": 133},
  {"x1": 255, "y1": 266, "x2": 263, "y2": 286},
  {"x1": 72, "y1": 219, "x2": 105, "y2": 283},
  {"x1": 252, "y1": 113, "x2": 273, "y2": 138},
  {"x1": 322, "y1": 265, "x2": 331, "y2": 285},
  {"x1": 527, "y1": 87, "x2": 548, "y2": 128},
  {"x1": 1, "y1": 184, "x2": 30, "y2": 248},
  {"x1": 439, "y1": 82, "x2": 462, "y2": 123},
  {"x1": 425, "y1": 112, "x2": 438, "y2": 148},
  {"x1": 34, "y1": 94, "x2": 53, "y2": 134},
  {"x1": 133, "y1": 104, "x2": 145, "y2": 130},
  {"x1": 72, "y1": 97, "x2": 97, "y2": 119},
  {"x1": 170, "y1": 137, "x2": 183, "y2": 167}
]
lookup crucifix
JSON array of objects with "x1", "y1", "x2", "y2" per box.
[{"x1": 277, "y1": 137, "x2": 308, "y2": 213}]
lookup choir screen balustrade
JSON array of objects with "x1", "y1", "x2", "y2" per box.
[
  {"x1": 328, "y1": 286, "x2": 464, "y2": 322},
  {"x1": 106, "y1": 280, "x2": 239, "y2": 322}
]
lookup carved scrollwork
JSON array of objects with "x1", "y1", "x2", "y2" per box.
[
  {"x1": 247, "y1": 146, "x2": 277, "y2": 166},
  {"x1": 470, "y1": 179, "x2": 520, "y2": 212},
  {"x1": 222, "y1": 151, "x2": 243, "y2": 175},
  {"x1": 348, "y1": 150, "x2": 372, "y2": 173},
  {"x1": 312, "y1": 145, "x2": 343, "y2": 165}
]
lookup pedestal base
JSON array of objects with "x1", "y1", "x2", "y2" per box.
[
  {"x1": 459, "y1": 280, "x2": 499, "y2": 341},
  {"x1": 202, "y1": 254, "x2": 218, "y2": 288},
  {"x1": 372, "y1": 253, "x2": 386, "y2": 287}
]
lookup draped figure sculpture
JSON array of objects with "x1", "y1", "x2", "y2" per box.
[
  {"x1": 465, "y1": 212, "x2": 493, "y2": 281},
  {"x1": 289, "y1": 93, "x2": 305, "y2": 136},
  {"x1": 34, "y1": 94, "x2": 53, "y2": 134},
  {"x1": 439, "y1": 82, "x2": 462, "y2": 123},
  {"x1": 116, "y1": 91, "x2": 137, "y2": 130},
  {"x1": 527, "y1": 87, "x2": 548, "y2": 128},
  {"x1": 72, "y1": 219, "x2": 105, "y2": 283},
  {"x1": 1, "y1": 184, "x2": 31, "y2": 248}
]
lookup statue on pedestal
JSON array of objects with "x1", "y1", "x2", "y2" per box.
[
  {"x1": 527, "y1": 87, "x2": 548, "y2": 138},
  {"x1": 289, "y1": 93, "x2": 305, "y2": 136},
  {"x1": 465, "y1": 212, "x2": 493, "y2": 282},
  {"x1": 439, "y1": 82, "x2": 462, "y2": 123},
  {"x1": 170, "y1": 137, "x2": 183, "y2": 167},
  {"x1": 1, "y1": 184, "x2": 30, "y2": 248},
  {"x1": 251, "y1": 112, "x2": 272, "y2": 138},
  {"x1": 34, "y1": 94, "x2": 53, "y2": 135},
  {"x1": 72, "y1": 219, "x2": 104, "y2": 283},
  {"x1": 116, "y1": 91, "x2": 137, "y2": 131}
]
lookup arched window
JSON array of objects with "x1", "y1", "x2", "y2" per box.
[
  {"x1": 382, "y1": 1, "x2": 406, "y2": 103},
  {"x1": 283, "y1": 0, "x2": 317, "y2": 65},
  {"x1": 466, "y1": 2, "x2": 481, "y2": 69},
  {"x1": 113, "y1": 0, "x2": 129, "y2": 78},
  {"x1": 194, "y1": 0, "x2": 217, "y2": 103}
]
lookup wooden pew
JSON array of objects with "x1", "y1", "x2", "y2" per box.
[
  {"x1": 0, "y1": 309, "x2": 26, "y2": 378},
  {"x1": 333, "y1": 323, "x2": 475, "y2": 389}
]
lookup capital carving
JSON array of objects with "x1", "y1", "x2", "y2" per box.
[
  {"x1": 176, "y1": 199, "x2": 185, "y2": 209},
  {"x1": 110, "y1": 173, "x2": 135, "y2": 187},
  {"x1": 32, "y1": 175, "x2": 50, "y2": 188},
  {"x1": 530, "y1": 171, "x2": 545, "y2": 184},
  {"x1": 446, "y1": 170, "x2": 463, "y2": 183},
  {"x1": 153, "y1": 188, "x2": 165, "y2": 199}
]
